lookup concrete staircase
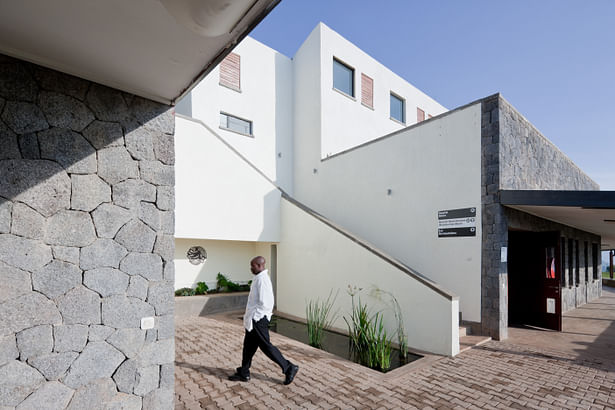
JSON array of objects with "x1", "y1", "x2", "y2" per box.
[{"x1": 459, "y1": 324, "x2": 491, "y2": 354}]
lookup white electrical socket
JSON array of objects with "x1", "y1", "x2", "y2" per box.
[{"x1": 141, "y1": 317, "x2": 155, "y2": 330}]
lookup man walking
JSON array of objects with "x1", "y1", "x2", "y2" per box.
[{"x1": 229, "y1": 256, "x2": 299, "y2": 385}]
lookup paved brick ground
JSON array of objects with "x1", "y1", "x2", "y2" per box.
[{"x1": 175, "y1": 290, "x2": 615, "y2": 409}]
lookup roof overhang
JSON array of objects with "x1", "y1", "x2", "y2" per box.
[
  {"x1": 0, "y1": 0, "x2": 279, "y2": 105},
  {"x1": 500, "y1": 190, "x2": 615, "y2": 250}
]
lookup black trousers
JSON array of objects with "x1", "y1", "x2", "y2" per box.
[{"x1": 237, "y1": 317, "x2": 291, "y2": 377}]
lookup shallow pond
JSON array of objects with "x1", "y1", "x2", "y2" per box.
[{"x1": 269, "y1": 315, "x2": 421, "y2": 372}]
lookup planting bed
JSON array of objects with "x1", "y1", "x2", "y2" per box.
[{"x1": 269, "y1": 315, "x2": 421, "y2": 372}]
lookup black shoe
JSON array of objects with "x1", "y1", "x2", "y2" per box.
[
  {"x1": 228, "y1": 372, "x2": 250, "y2": 382},
  {"x1": 283, "y1": 364, "x2": 299, "y2": 385}
]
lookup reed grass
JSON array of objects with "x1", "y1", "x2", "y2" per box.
[
  {"x1": 370, "y1": 288, "x2": 408, "y2": 361},
  {"x1": 344, "y1": 294, "x2": 392, "y2": 371},
  {"x1": 306, "y1": 290, "x2": 339, "y2": 348}
]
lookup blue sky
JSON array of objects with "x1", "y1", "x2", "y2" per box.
[{"x1": 251, "y1": 0, "x2": 615, "y2": 190}]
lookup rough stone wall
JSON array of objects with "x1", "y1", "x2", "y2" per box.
[
  {"x1": 0, "y1": 54, "x2": 175, "y2": 408},
  {"x1": 498, "y1": 97, "x2": 599, "y2": 191},
  {"x1": 480, "y1": 94, "x2": 508, "y2": 340},
  {"x1": 481, "y1": 94, "x2": 601, "y2": 339}
]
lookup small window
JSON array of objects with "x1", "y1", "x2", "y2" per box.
[
  {"x1": 219, "y1": 52, "x2": 241, "y2": 91},
  {"x1": 575, "y1": 239, "x2": 580, "y2": 285},
  {"x1": 220, "y1": 112, "x2": 252, "y2": 136},
  {"x1": 417, "y1": 107, "x2": 425, "y2": 123},
  {"x1": 561, "y1": 239, "x2": 566, "y2": 286},
  {"x1": 333, "y1": 58, "x2": 354, "y2": 97},
  {"x1": 390, "y1": 93, "x2": 405, "y2": 123},
  {"x1": 592, "y1": 243, "x2": 599, "y2": 280},
  {"x1": 568, "y1": 238, "x2": 573, "y2": 287},
  {"x1": 361, "y1": 73, "x2": 373, "y2": 108},
  {"x1": 584, "y1": 241, "x2": 589, "y2": 283}
]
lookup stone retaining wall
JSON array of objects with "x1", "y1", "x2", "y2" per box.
[{"x1": 0, "y1": 54, "x2": 175, "y2": 408}]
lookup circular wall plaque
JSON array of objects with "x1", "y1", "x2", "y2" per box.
[{"x1": 187, "y1": 246, "x2": 207, "y2": 265}]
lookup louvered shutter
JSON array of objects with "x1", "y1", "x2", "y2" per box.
[
  {"x1": 417, "y1": 107, "x2": 425, "y2": 122},
  {"x1": 219, "y1": 52, "x2": 240, "y2": 91},
  {"x1": 361, "y1": 73, "x2": 373, "y2": 108}
]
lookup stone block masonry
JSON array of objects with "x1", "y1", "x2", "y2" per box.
[
  {"x1": 0, "y1": 54, "x2": 175, "y2": 408},
  {"x1": 480, "y1": 94, "x2": 600, "y2": 340}
]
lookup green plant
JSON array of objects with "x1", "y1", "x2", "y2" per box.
[
  {"x1": 370, "y1": 287, "x2": 408, "y2": 361},
  {"x1": 195, "y1": 281, "x2": 209, "y2": 295},
  {"x1": 344, "y1": 288, "x2": 392, "y2": 371},
  {"x1": 216, "y1": 273, "x2": 242, "y2": 292},
  {"x1": 175, "y1": 287, "x2": 195, "y2": 297},
  {"x1": 306, "y1": 290, "x2": 339, "y2": 348}
]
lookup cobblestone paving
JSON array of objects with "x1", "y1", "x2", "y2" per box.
[{"x1": 175, "y1": 313, "x2": 615, "y2": 410}]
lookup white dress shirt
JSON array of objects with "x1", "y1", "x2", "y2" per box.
[{"x1": 243, "y1": 269, "x2": 274, "y2": 332}]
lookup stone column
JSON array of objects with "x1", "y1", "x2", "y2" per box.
[
  {"x1": 0, "y1": 54, "x2": 175, "y2": 408},
  {"x1": 480, "y1": 94, "x2": 508, "y2": 340}
]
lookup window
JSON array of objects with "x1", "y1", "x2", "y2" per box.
[
  {"x1": 568, "y1": 238, "x2": 573, "y2": 287},
  {"x1": 417, "y1": 107, "x2": 425, "y2": 123},
  {"x1": 561, "y1": 239, "x2": 566, "y2": 286},
  {"x1": 390, "y1": 93, "x2": 405, "y2": 123},
  {"x1": 361, "y1": 73, "x2": 373, "y2": 108},
  {"x1": 584, "y1": 241, "x2": 589, "y2": 283},
  {"x1": 219, "y1": 52, "x2": 241, "y2": 91},
  {"x1": 575, "y1": 239, "x2": 580, "y2": 285},
  {"x1": 592, "y1": 243, "x2": 599, "y2": 280},
  {"x1": 333, "y1": 58, "x2": 354, "y2": 97},
  {"x1": 220, "y1": 112, "x2": 252, "y2": 136}
]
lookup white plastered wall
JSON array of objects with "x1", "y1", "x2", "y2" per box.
[
  {"x1": 293, "y1": 103, "x2": 483, "y2": 322},
  {"x1": 174, "y1": 116, "x2": 280, "y2": 242},
  {"x1": 291, "y1": 24, "x2": 322, "y2": 194},
  {"x1": 317, "y1": 23, "x2": 447, "y2": 158},
  {"x1": 277, "y1": 198, "x2": 459, "y2": 356},
  {"x1": 175, "y1": 238, "x2": 274, "y2": 290},
  {"x1": 188, "y1": 36, "x2": 294, "y2": 193}
]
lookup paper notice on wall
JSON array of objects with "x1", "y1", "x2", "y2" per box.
[
  {"x1": 546, "y1": 298, "x2": 556, "y2": 314},
  {"x1": 501, "y1": 247, "x2": 507, "y2": 263}
]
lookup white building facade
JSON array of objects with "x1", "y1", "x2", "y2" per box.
[
  {"x1": 174, "y1": 22, "x2": 610, "y2": 356},
  {"x1": 174, "y1": 23, "x2": 460, "y2": 355}
]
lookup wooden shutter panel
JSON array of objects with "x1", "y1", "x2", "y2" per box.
[
  {"x1": 361, "y1": 73, "x2": 373, "y2": 108},
  {"x1": 219, "y1": 52, "x2": 240, "y2": 90},
  {"x1": 417, "y1": 107, "x2": 425, "y2": 122}
]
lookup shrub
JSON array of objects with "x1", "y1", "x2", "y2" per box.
[
  {"x1": 175, "y1": 287, "x2": 195, "y2": 297},
  {"x1": 195, "y1": 282, "x2": 209, "y2": 295},
  {"x1": 216, "y1": 273, "x2": 250, "y2": 292},
  {"x1": 306, "y1": 290, "x2": 339, "y2": 348}
]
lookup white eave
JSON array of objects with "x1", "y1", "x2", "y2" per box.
[{"x1": 0, "y1": 0, "x2": 279, "y2": 105}]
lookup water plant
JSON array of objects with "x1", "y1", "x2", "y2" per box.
[
  {"x1": 344, "y1": 287, "x2": 392, "y2": 371},
  {"x1": 370, "y1": 287, "x2": 408, "y2": 361},
  {"x1": 306, "y1": 290, "x2": 339, "y2": 348}
]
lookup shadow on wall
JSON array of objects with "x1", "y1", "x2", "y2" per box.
[{"x1": 0, "y1": 53, "x2": 176, "y2": 408}]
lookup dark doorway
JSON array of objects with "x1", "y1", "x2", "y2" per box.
[{"x1": 508, "y1": 231, "x2": 562, "y2": 331}]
